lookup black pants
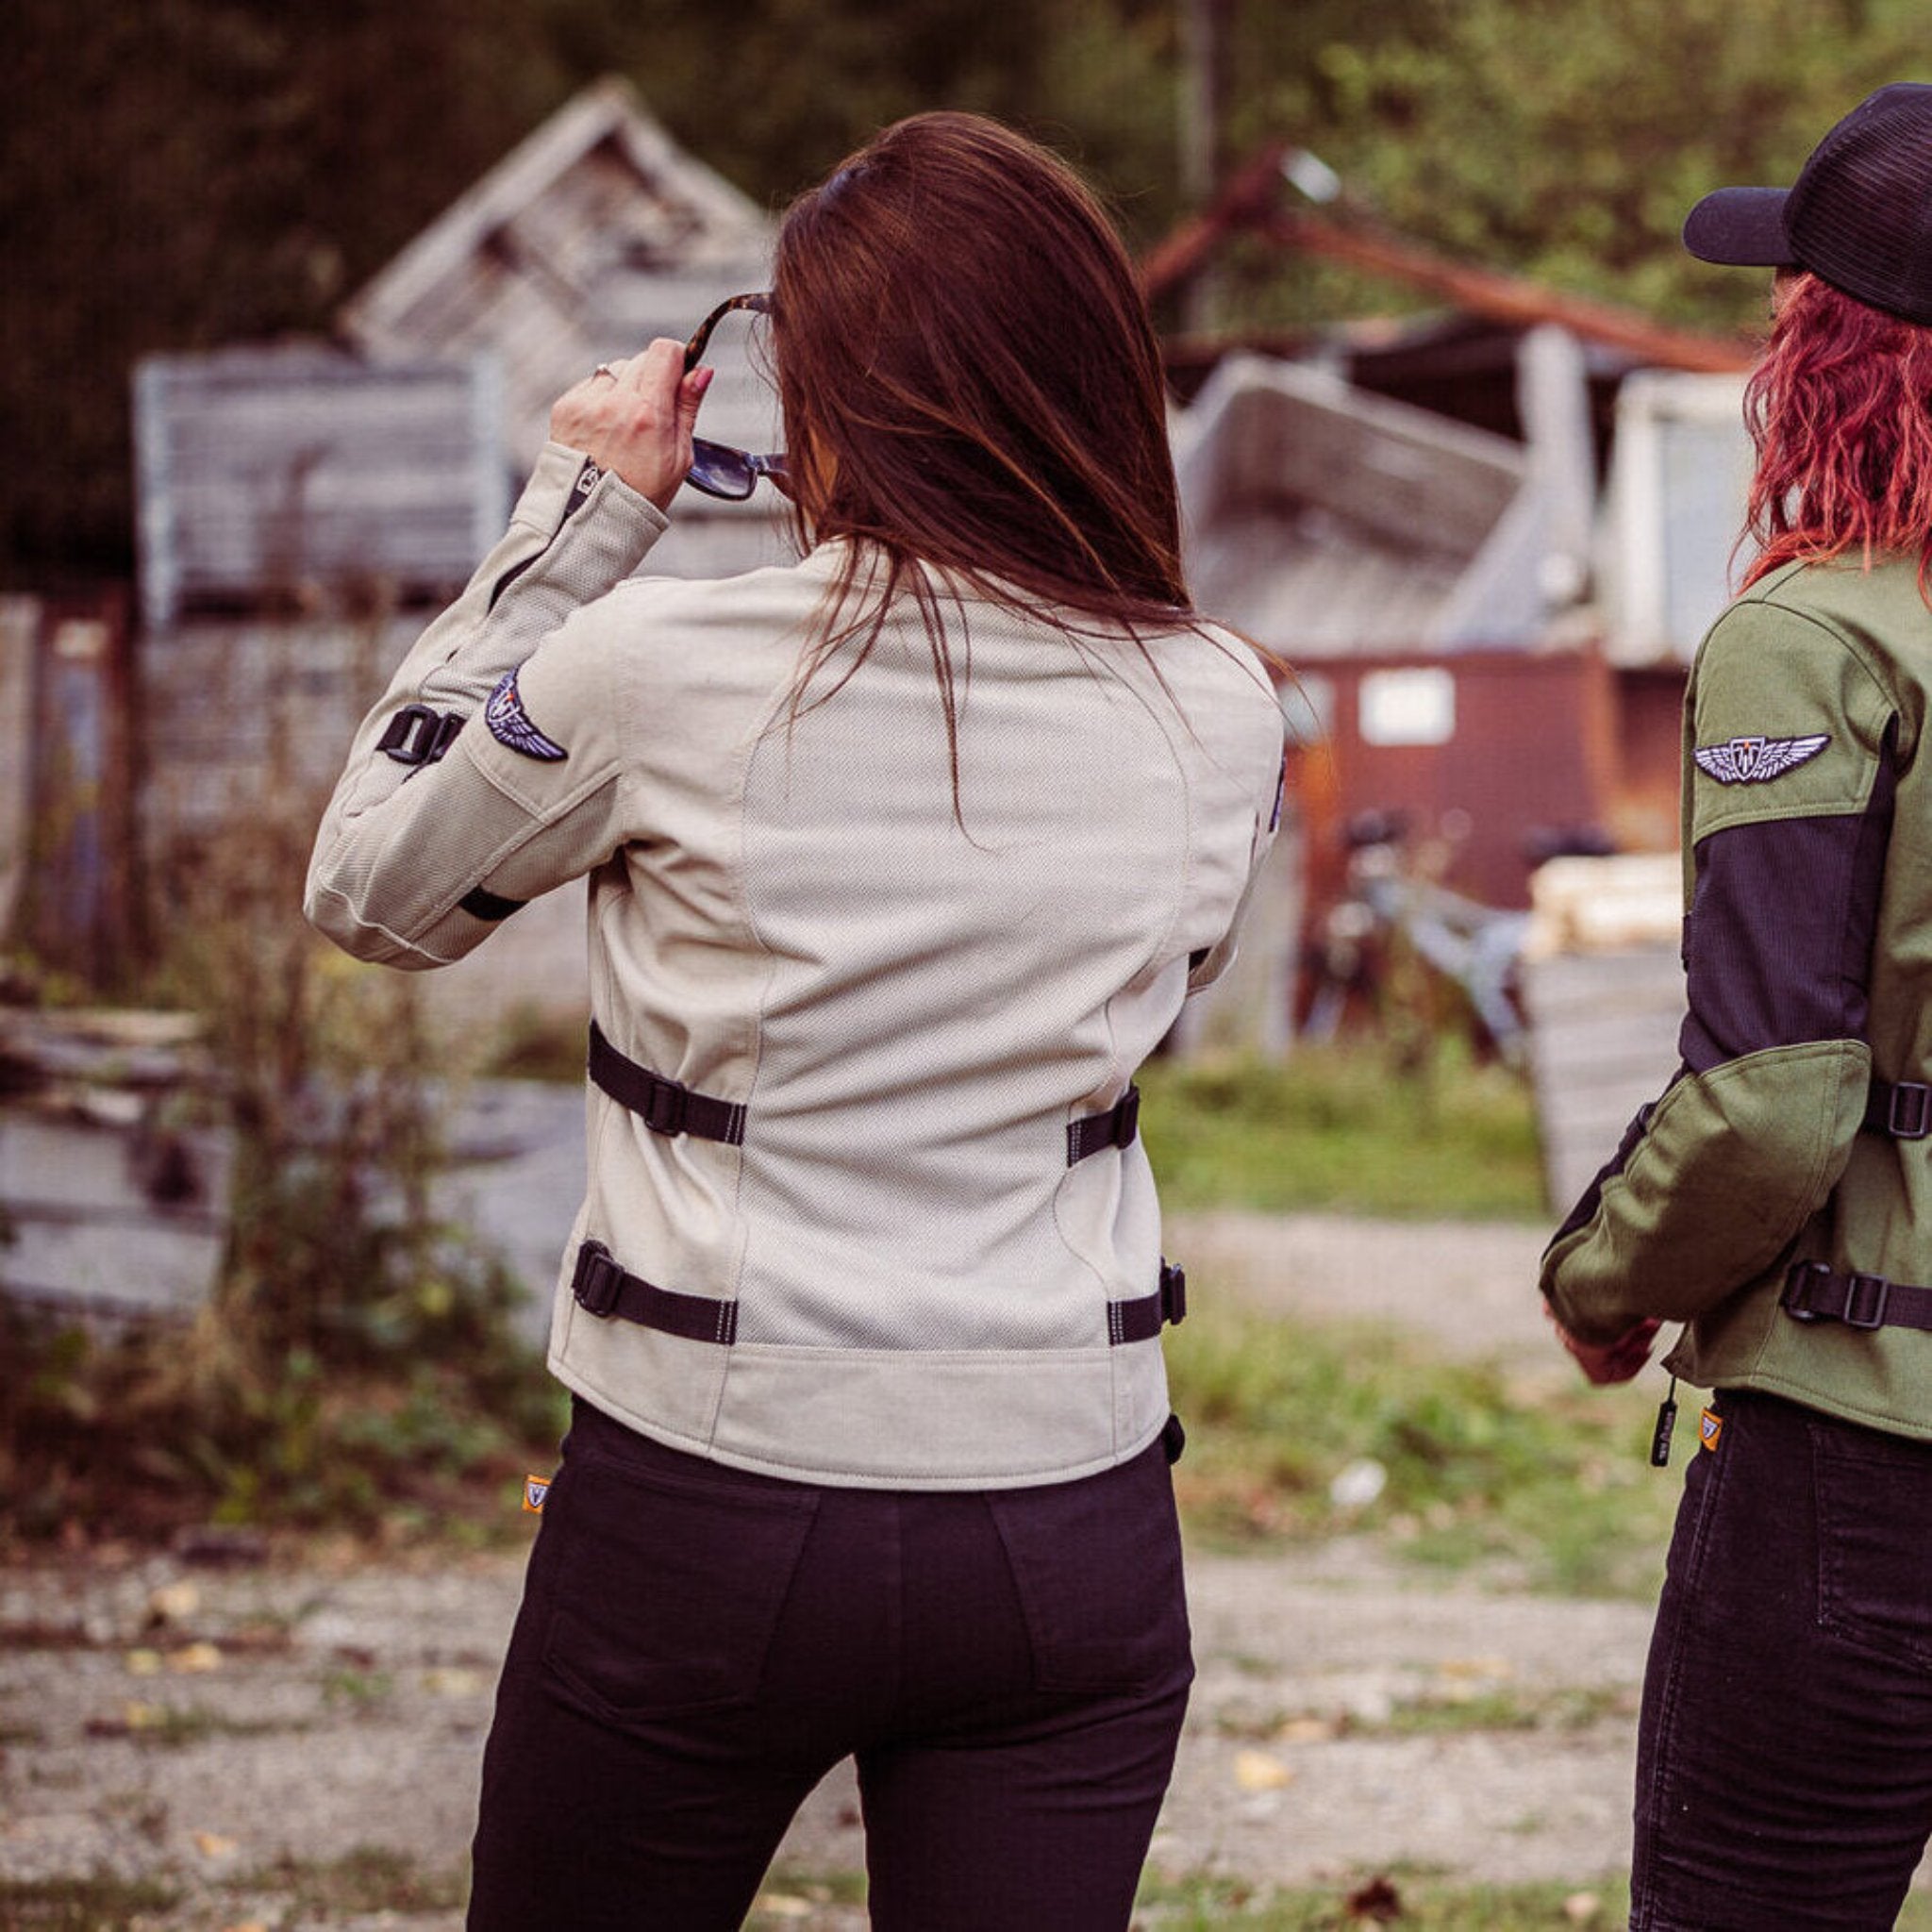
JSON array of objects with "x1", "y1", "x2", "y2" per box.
[
  {"x1": 468, "y1": 1399, "x2": 1193, "y2": 1930},
  {"x1": 1633, "y1": 1389, "x2": 1932, "y2": 1930}
]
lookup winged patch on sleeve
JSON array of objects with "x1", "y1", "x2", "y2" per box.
[
  {"x1": 1692, "y1": 732, "x2": 1830, "y2": 785},
  {"x1": 485, "y1": 669, "x2": 569, "y2": 762}
]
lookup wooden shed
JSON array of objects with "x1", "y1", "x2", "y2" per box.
[
  {"x1": 341, "y1": 76, "x2": 776, "y2": 479},
  {"x1": 133, "y1": 346, "x2": 508, "y2": 632}
]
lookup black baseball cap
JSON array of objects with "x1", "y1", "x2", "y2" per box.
[{"x1": 1683, "y1": 83, "x2": 1932, "y2": 325}]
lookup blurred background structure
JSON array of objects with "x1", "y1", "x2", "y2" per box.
[{"x1": 5, "y1": 0, "x2": 1927, "y2": 1321}]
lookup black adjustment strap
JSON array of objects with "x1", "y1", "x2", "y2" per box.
[
  {"x1": 1068, "y1": 1086, "x2": 1141, "y2": 1165},
  {"x1": 1108, "y1": 1259, "x2": 1187, "y2": 1345},
  {"x1": 459, "y1": 886, "x2": 525, "y2": 922},
  {"x1": 1781, "y1": 1258, "x2": 1932, "y2": 1333},
  {"x1": 378, "y1": 704, "x2": 464, "y2": 766},
  {"x1": 571, "y1": 1240, "x2": 738, "y2": 1343},
  {"x1": 1863, "y1": 1078, "x2": 1932, "y2": 1140},
  {"x1": 587, "y1": 1022, "x2": 747, "y2": 1144}
]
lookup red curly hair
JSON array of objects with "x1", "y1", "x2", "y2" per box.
[{"x1": 1742, "y1": 271, "x2": 1932, "y2": 590}]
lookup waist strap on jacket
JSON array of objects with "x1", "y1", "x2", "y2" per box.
[
  {"x1": 1067, "y1": 1086, "x2": 1141, "y2": 1164},
  {"x1": 571, "y1": 1240, "x2": 1186, "y2": 1349},
  {"x1": 1108, "y1": 1260, "x2": 1187, "y2": 1343},
  {"x1": 1862, "y1": 1077, "x2": 1932, "y2": 1141},
  {"x1": 1781, "y1": 1258, "x2": 1932, "y2": 1332},
  {"x1": 571, "y1": 1240, "x2": 740, "y2": 1342},
  {"x1": 588, "y1": 1022, "x2": 747, "y2": 1144}
]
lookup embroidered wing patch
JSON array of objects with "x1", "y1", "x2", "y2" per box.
[
  {"x1": 1692, "y1": 732, "x2": 1829, "y2": 785},
  {"x1": 486, "y1": 669, "x2": 568, "y2": 762}
]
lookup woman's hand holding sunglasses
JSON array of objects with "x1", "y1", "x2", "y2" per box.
[{"x1": 550, "y1": 340, "x2": 712, "y2": 513}]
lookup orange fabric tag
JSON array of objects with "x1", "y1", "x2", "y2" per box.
[
  {"x1": 523, "y1": 1475, "x2": 552, "y2": 1513},
  {"x1": 1699, "y1": 1409, "x2": 1724, "y2": 1453}
]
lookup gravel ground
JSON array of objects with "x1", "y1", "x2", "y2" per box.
[{"x1": 0, "y1": 1213, "x2": 1666, "y2": 1928}]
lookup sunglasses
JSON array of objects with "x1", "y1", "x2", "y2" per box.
[{"x1": 683, "y1": 292, "x2": 790, "y2": 501}]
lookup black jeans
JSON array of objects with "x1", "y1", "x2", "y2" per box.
[
  {"x1": 1633, "y1": 1389, "x2": 1932, "y2": 1930},
  {"x1": 467, "y1": 1399, "x2": 1192, "y2": 1930}
]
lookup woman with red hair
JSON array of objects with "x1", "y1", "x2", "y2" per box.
[{"x1": 1543, "y1": 83, "x2": 1932, "y2": 1932}]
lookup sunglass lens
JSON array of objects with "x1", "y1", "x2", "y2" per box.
[{"x1": 686, "y1": 438, "x2": 756, "y2": 500}]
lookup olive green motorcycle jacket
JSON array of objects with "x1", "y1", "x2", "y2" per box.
[{"x1": 1542, "y1": 555, "x2": 1932, "y2": 1438}]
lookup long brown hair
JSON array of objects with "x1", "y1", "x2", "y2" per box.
[
  {"x1": 1741, "y1": 270, "x2": 1932, "y2": 591},
  {"x1": 768, "y1": 112, "x2": 1200, "y2": 791}
]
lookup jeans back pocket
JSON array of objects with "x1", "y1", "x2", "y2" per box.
[
  {"x1": 1812, "y1": 1418, "x2": 1932, "y2": 1674},
  {"x1": 987, "y1": 1440, "x2": 1191, "y2": 1696},
  {"x1": 543, "y1": 1443, "x2": 820, "y2": 1724}
]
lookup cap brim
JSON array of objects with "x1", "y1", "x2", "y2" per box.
[{"x1": 1683, "y1": 186, "x2": 1798, "y2": 267}]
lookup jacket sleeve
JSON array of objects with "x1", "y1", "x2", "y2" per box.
[
  {"x1": 1541, "y1": 594, "x2": 1895, "y2": 1342},
  {"x1": 304, "y1": 444, "x2": 667, "y2": 969}
]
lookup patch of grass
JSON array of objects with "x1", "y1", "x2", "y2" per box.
[
  {"x1": 748, "y1": 1868, "x2": 870, "y2": 1924},
  {"x1": 1166, "y1": 1304, "x2": 1683, "y2": 1596},
  {"x1": 1211, "y1": 1683, "x2": 1637, "y2": 1742},
  {"x1": 99, "y1": 1704, "x2": 298, "y2": 1750},
  {"x1": 0, "y1": 1872, "x2": 181, "y2": 1929},
  {"x1": 1138, "y1": 1043, "x2": 1544, "y2": 1222},
  {"x1": 320, "y1": 1665, "x2": 394, "y2": 1707},
  {"x1": 229, "y1": 1846, "x2": 466, "y2": 1916},
  {"x1": 1133, "y1": 1871, "x2": 1631, "y2": 1928}
]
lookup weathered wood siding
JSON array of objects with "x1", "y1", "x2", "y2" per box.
[
  {"x1": 1521, "y1": 943, "x2": 1684, "y2": 1212},
  {"x1": 133, "y1": 347, "x2": 509, "y2": 630}
]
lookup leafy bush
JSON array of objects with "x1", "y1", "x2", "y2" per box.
[{"x1": 0, "y1": 743, "x2": 562, "y2": 1545}]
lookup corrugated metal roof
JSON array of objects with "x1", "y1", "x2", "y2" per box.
[{"x1": 1175, "y1": 353, "x2": 1551, "y2": 656}]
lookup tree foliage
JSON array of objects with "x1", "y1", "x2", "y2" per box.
[{"x1": 8, "y1": 0, "x2": 1927, "y2": 582}]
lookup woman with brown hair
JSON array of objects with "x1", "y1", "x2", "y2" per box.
[
  {"x1": 1541, "y1": 83, "x2": 1932, "y2": 1932},
  {"x1": 308, "y1": 111, "x2": 1285, "y2": 1929}
]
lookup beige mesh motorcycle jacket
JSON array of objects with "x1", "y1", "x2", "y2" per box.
[{"x1": 307, "y1": 443, "x2": 1287, "y2": 1488}]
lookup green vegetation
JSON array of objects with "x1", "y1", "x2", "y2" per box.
[
  {"x1": 749, "y1": 1870, "x2": 872, "y2": 1925},
  {"x1": 1211, "y1": 1683, "x2": 1637, "y2": 1742},
  {"x1": 1140, "y1": 1044, "x2": 1544, "y2": 1221},
  {"x1": 13, "y1": 0, "x2": 1932, "y2": 582},
  {"x1": 1133, "y1": 1871, "x2": 1634, "y2": 1928},
  {"x1": 1165, "y1": 1303, "x2": 1681, "y2": 1597},
  {"x1": 0, "y1": 1873, "x2": 181, "y2": 1931},
  {"x1": 0, "y1": 768, "x2": 564, "y2": 1548},
  {"x1": 226, "y1": 1848, "x2": 466, "y2": 1918}
]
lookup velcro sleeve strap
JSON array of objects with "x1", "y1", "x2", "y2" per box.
[
  {"x1": 1067, "y1": 1085, "x2": 1141, "y2": 1165},
  {"x1": 587, "y1": 1022, "x2": 747, "y2": 1144},
  {"x1": 1862, "y1": 1077, "x2": 1932, "y2": 1140},
  {"x1": 571, "y1": 1240, "x2": 739, "y2": 1344},
  {"x1": 1781, "y1": 1258, "x2": 1932, "y2": 1332}
]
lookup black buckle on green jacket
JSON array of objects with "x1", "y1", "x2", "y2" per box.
[
  {"x1": 1782, "y1": 1259, "x2": 1892, "y2": 1331},
  {"x1": 1861, "y1": 1078, "x2": 1932, "y2": 1140}
]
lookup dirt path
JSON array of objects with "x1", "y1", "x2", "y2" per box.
[{"x1": 4, "y1": 1214, "x2": 1650, "y2": 1928}]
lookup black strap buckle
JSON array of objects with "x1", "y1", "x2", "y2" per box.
[
  {"x1": 378, "y1": 702, "x2": 462, "y2": 767},
  {"x1": 1781, "y1": 1259, "x2": 1832, "y2": 1323},
  {"x1": 572, "y1": 1240, "x2": 624, "y2": 1318},
  {"x1": 643, "y1": 1076, "x2": 689, "y2": 1137},
  {"x1": 1890, "y1": 1082, "x2": 1932, "y2": 1141},
  {"x1": 1112, "y1": 1085, "x2": 1142, "y2": 1150},
  {"x1": 1158, "y1": 1258, "x2": 1187, "y2": 1328},
  {"x1": 1844, "y1": 1272, "x2": 1891, "y2": 1330}
]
